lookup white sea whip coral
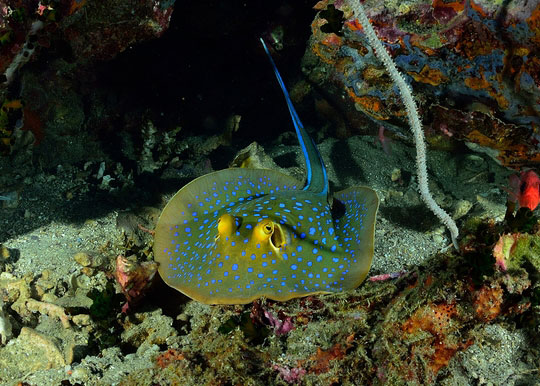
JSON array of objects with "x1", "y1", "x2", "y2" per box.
[
  {"x1": 346, "y1": 0, "x2": 459, "y2": 249},
  {"x1": 0, "y1": 299, "x2": 13, "y2": 345}
]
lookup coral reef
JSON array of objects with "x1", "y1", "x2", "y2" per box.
[
  {"x1": 0, "y1": 0, "x2": 539, "y2": 384},
  {"x1": 304, "y1": 0, "x2": 540, "y2": 167}
]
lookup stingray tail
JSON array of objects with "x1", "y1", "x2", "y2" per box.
[{"x1": 260, "y1": 38, "x2": 329, "y2": 198}]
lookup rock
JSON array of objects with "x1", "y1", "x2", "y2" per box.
[
  {"x1": 453, "y1": 200, "x2": 473, "y2": 220},
  {"x1": 0, "y1": 327, "x2": 65, "y2": 376},
  {"x1": 73, "y1": 252, "x2": 93, "y2": 267},
  {"x1": 121, "y1": 309, "x2": 177, "y2": 355},
  {"x1": 72, "y1": 314, "x2": 92, "y2": 327}
]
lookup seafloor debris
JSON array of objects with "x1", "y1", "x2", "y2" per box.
[
  {"x1": 120, "y1": 309, "x2": 177, "y2": 355},
  {"x1": 25, "y1": 298, "x2": 71, "y2": 329}
]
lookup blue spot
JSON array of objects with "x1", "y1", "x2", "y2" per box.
[
  {"x1": 272, "y1": 269, "x2": 278, "y2": 274},
  {"x1": 234, "y1": 275, "x2": 240, "y2": 280},
  {"x1": 297, "y1": 246, "x2": 303, "y2": 252},
  {"x1": 316, "y1": 255, "x2": 323, "y2": 262},
  {"x1": 224, "y1": 271, "x2": 229, "y2": 277},
  {"x1": 331, "y1": 245, "x2": 337, "y2": 252},
  {"x1": 262, "y1": 262, "x2": 268, "y2": 267},
  {"x1": 309, "y1": 227, "x2": 316, "y2": 235},
  {"x1": 232, "y1": 264, "x2": 238, "y2": 271},
  {"x1": 333, "y1": 257, "x2": 339, "y2": 263},
  {"x1": 307, "y1": 261, "x2": 313, "y2": 267},
  {"x1": 258, "y1": 273, "x2": 264, "y2": 278},
  {"x1": 291, "y1": 264, "x2": 298, "y2": 270},
  {"x1": 185, "y1": 227, "x2": 191, "y2": 233},
  {"x1": 300, "y1": 232, "x2": 306, "y2": 239},
  {"x1": 248, "y1": 267, "x2": 253, "y2": 272},
  {"x1": 312, "y1": 248, "x2": 318, "y2": 254}
]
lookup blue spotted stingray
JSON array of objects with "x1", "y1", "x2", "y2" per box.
[{"x1": 153, "y1": 39, "x2": 379, "y2": 304}]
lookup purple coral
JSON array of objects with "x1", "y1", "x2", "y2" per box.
[
  {"x1": 272, "y1": 364, "x2": 306, "y2": 384},
  {"x1": 264, "y1": 309, "x2": 295, "y2": 336}
]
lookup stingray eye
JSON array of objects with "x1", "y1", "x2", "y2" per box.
[
  {"x1": 263, "y1": 222, "x2": 273, "y2": 234},
  {"x1": 217, "y1": 213, "x2": 238, "y2": 236},
  {"x1": 254, "y1": 220, "x2": 274, "y2": 241}
]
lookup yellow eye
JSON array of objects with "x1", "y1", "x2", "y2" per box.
[
  {"x1": 263, "y1": 222, "x2": 273, "y2": 234},
  {"x1": 254, "y1": 220, "x2": 274, "y2": 241},
  {"x1": 217, "y1": 214, "x2": 237, "y2": 236}
]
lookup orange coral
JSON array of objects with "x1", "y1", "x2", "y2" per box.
[
  {"x1": 401, "y1": 302, "x2": 471, "y2": 374},
  {"x1": 155, "y1": 349, "x2": 185, "y2": 369},
  {"x1": 432, "y1": 0, "x2": 465, "y2": 13},
  {"x1": 309, "y1": 343, "x2": 347, "y2": 374},
  {"x1": 526, "y1": 3, "x2": 540, "y2": 45},
  {"x1": 346, "y1": 90, "x2": 390, "y2": 120},
  {"x1": 402, "y1": 302, "x2": 457, "y2": 336},
  {"x1": 409, "y1": 65, "x2": 448, "y2": 86},
  {"x1": 473, "y1": 283, "x2": 503, "y2": 322}
]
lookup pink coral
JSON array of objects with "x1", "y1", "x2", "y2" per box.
[
  {"x1": 115, "y1": 254, "x2": 157, "y2": 313},
  {"x1": 272, "y1": 364, "x2": 306, "y2": 384},
  {"x1": 264, "y1": 309, "x2": 295, "y2": 336}
]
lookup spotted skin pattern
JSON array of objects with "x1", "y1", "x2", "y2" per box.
[
  {"x1": 153, "y1": 41, "x2": 379, "y2": 304},
  {"x1": 154, "y1": 169, "x2": 378, "y2": 304}
]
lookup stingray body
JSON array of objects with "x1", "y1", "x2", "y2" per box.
[{"x1": 153, "y1": 40, "x2": 379, "y2": 304}]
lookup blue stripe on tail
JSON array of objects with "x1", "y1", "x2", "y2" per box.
[{"x1": 260, "y1": 38, "x2": 329, "y2": 198}]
